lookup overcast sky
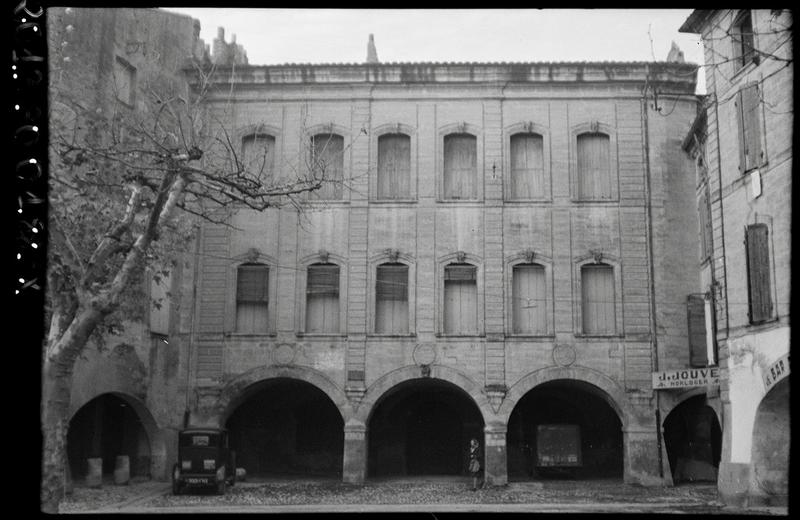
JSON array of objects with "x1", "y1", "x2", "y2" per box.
[{"x1": 162, "y1": 8, "x2": 705, "y2": 93}]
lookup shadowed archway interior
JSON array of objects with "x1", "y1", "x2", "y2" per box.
[
  {"x1": 663, "y1": 395, "x2": 721, "y2": 484},
  {"x1": 367, "y1": 378, "x2": 484, "y2": 477},
  {"x1": 224, "y1": 378, "x2": 344, "y2": 478}
]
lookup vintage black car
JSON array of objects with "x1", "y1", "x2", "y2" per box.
[{"x1": 172, "y1": 427, "x2": 236, "y2": 495}]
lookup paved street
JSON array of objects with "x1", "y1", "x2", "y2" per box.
[{"x1": 59, "y1": 477, "x2": 787, "y2": 514}]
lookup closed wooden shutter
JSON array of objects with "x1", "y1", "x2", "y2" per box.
[
  {"x1": 443, "y1": 134, "x2": 477, "y2": 199},
  {"x1": 444, "y1": 264, "x2": 477, "y2": 334},
  {"x1": 741, "y1": 83, "x2": 762, "y2": 171},
  {"x1": 241, "y1": 134, "x2": 275, "y2": 176},
  {"x1": 745, "y1": 224, "x2": 772, "y2": 323},
  {"x1": 236, "y1": 264, "x2": 269, "y2": 333},
  {"x1": 512, "y1": 264, "x2": 546, "y2": 334},
  {"x1": 687, "y1": 294, "x2": 708, "y2": 366},
  {"x1": 576, "y1": 133, "x2": 612, "y2": 200},
  {"x1": 378, "y1": 134, "x2": 411, "y2": 199},
  {"x1": 699, "y1": 190, "x2": 713, "y2": 261},
  {"x1": 581, "y1": 265, "x2": 615, "y2": 334},
  {"x1": 311, "y1": 133, "x2": 344, "y2": 199},
  {"x1": 375, "y1": 264, "x2": 409, "y2": 333},
  {"x1": 510, "y1": 133, "x2": 545, "y2": 199},
  {"x1": 149, "y1": 269, "x2": 172, "y2": 335},
  {"x1": 306, "y1": 264, "x2": 340, "y2": 332}
]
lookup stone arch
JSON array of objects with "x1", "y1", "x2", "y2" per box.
[
  {"x1": 499, "y1": 366, "x2": 632, "y2": 428},
  {"x1": 68, "y1": 391, "x2": 168, "y2": 480},
  {"x1": 354, "y1": 364, "x2": 494, "y2": 425},
  {"x1": 659, "y1": 387, "x2": 722, "y2": 428},
  {"x1": 218, "y1": 364, "x2": 349, "y2": 424}
]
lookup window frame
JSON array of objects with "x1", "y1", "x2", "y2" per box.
[
  {"x1": 437, "y1": 123, "x2": 483, "y2": 202},
  {"x1": 113, "y1": 56, "x2": 136, "y2": 107},
  {"x1": 735, "y1": 81, "x2": 767, "y2": 174},
  {"x1": 296, "y1": 253, "x2": 348, "y2": 336},
  {"x1": 505, "y1": 254, "x2": 553, "y2": 337},
  {"x1": 573, "y1": 254, "x2": 623, "y2": 337},
  {"x1": 504, "y1": 122, "x2": 551, "y2": 201},
  {"x1": 570, "y1": 122, "x2": 619, "y2": 202},
  {"x1": 304, "y1": 123, "x2": 351, "y2": 203},
  {"x1": 147, "y1": 266, "x2": 173, "y2": 336},
  {"x1": 371, "y1": 123, "x2": 417, "y2": 202},
  {"x1": 224, "y1": 251, "x2": 278, "y2": 336},
  {"x1": 744, "y1": 222, "x2": 776, "y2": 325},
  {"x1": 240, "y1": 132, "x2": 277, "y2": 177},
  {"x1": 368, "y1": 254, "x2": 416, "y2": 336},
  {"x1": 234, "y1": 263, "x2": 271, "y2": 334},
  {"x1": 731, "y1": 10, "x2": 759, "y2": 75},
  {"x1": 437, "y1": 253, "x2": 484, "y2": 337}
]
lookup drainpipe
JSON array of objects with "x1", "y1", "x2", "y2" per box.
[{"x1": 641, "y1": 66, "x2": 664, "y2": 479}]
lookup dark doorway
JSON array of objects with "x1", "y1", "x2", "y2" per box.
[
  {"x1": 67, "y1": 393, "x2": 152, "y2": 480},
  {"x1": 507, "y1": 380, "x2": 623, "y2": 480},
  {"x1": 751, "y1": 376, "x2": 789, "y2": 502},
  {"x1": 368, "y1": 379, "x2": 484, "y2": 477},
  {"x1": 225, "y1": 378, "x2": 343, "y2": 478},
  {"x1": 663, "y1": 395, "x2": 722, "y2": 484}
]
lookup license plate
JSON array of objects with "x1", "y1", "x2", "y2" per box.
[{"x1": 186, "y1": 478, "x2": 209, "y2": 485}]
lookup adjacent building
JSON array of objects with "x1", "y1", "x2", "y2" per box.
[{"x1": 680, "y1": 9, "x2": 791, "y2": 507}]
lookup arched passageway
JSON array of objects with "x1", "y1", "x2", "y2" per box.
[
  {"x1": 67, "y1": 393, "x2": 152, "y2": 480},
  {"x1": 506, "y1": 380, "x2": 623, "y2": 480},
  {"x1": 750, "y1": 376, "x2": 789, "y2": 502},
  {"x1": 224, "y1": 378, "x2": 344, "y2": 478},
  {"x1": 367, "y1": 379, "x2": 484, "y2": 477},
  {"x1": 663, "y1": 395, "x2": 721, "y2": 484}
]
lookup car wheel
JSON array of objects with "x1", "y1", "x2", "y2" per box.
[{"x1": 171, "y1": 465, "x2": 182, "y2": 495}]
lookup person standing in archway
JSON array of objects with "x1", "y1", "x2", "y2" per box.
[{"x1": 468, "y1": 438, "x2": 482, "y2": 491}]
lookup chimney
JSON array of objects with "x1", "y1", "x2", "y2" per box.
[
  {"x1": 366, "y1": 34, "x2": 379, "y2": 64},
  {"x1": 666, "y1": 41, "x2": 685, "y2": 63}
]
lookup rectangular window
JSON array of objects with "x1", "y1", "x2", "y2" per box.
[
  {"x1": 581, "y1": 265, "x2": 615, "y2": 334},
  {"x1": 306, "y1": 264, "x2": 340, "y2": 333},
  {"x1": 510, "y1": 133, "x2": 545, "y2": 199},
  {"x1": 113, "y1": 57, "x2": 136, "y2": 106},
  {"x1": 375, "y1": 264, "x2": 409, "y2": 334},
  {"x1": 732, "y1": 11, "x2": 757, "y2": 73},
  {"x1": 699, "y1": 190, "x2": 713, "y2": 262},
  {"x1": 377, "y1": 134, "x2": 411, "y2": 199},
  {"x1": 149, "y1": 270, "x2": 172, "y2": 335},
  {"x1": 241, "y1": 134, "x2": 275, "y2": 177},
  {"x1": 577, "y1": 133, "x2": 612, "y2": 200},
  {"x1": 443, "y1": 134, "x2": 477, "y2": 199},
  {"x1": 512, "y1": 264, "x2": 547, "y2": 334},
  {"x1": 745, "y1": 224, "x2": 773, "y2": 323},
  {"x1": 236, "y1": 264, "x2": 269, "y2": 333},
  {"x1": 687, "y1": 294, "x2": 708, "y2": 366},
  {"x1": 443, "y1": 264, "x2": 478, "y2": 334},
  {"x1": 311, "y1": 134, "x2": 344, "y2": 200},
  {"x1": 736, "y1": 83, "x2": 764, "y2": 173}
]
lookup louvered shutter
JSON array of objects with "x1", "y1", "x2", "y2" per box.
[
  {"x1": 745, "y1": 224, "x2": 772, "y2": 323},
  {"x1": 510, "y1": 133, "x2": 545, "y2": 199},
  {"x1": 236, "y1": 264, "x2": 269, "y2": 333},
  {"x1": 378, "y1": 134, "x2": 411, "y2": 199},
  {"x1": 241, "y1": 134, "x2": 275, "y2": 176},
  {"x1": 577, "y1": 133, "x2": 612, "y2": 200},
  {"x1": 149, "y1": 270, "x2": 172, "y2": 335},
  {"x1": 582, "y1": 265, "x2": 615, "y2": 334},
  {"x1": 741, "y1": 84, "x2": 762, "y2": 171},
  {"x1": 699, "y1": 190, "x2": 713, "y2": 261},
  {"x1": 311, "y1": 134, "x2": 344, "y2": 199},
  {"x1": 444, "y1": 264, "x2": 477, "y2": 334},
  {"x1": 687, "y1": 294, "x2": 708, "y2": 366},
  {"x1": 444, "y1": 134, "x2": 477, "y2": 199},
  {"x1": 376, "y1": 264, "x2": 409, "y2": 333},
  {"x1": 512, "y1": 264, "x2": 546, "y2": 334},
  {"x1": 307, "y1": 264, "x2": 340, "y2": 333}
]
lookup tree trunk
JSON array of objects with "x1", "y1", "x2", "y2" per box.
[{"x1": 40, "y1": 356, "x2": 75, "y2": 513}]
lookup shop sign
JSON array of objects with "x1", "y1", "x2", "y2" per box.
[
  {"x1": 763, "y1": 353, "x2": 789, "y2": 390},
  {"x1": 652, "y1": 367, "x2": 719, "y2": 390}
]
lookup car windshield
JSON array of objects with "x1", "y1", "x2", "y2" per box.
[{"x1": 179, "y1": 433, "x2": 220, "y2": 447}]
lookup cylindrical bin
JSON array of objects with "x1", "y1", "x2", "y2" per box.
[
  {"x1": 86, "y1": 457, "x2": 103, "y2": 488},
  {"x1": 113, "y1": 455, "x2": 130, "y2": 485},
  {"x1": 235, "y1": 467, "x2": 247, "y2": 482}
]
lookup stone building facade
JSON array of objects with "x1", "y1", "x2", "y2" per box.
[
  {"x1": 181, "y1": 56, "x2": 702, "y2": 486},
  {"x1": 680, "y1": 9, "x2": 791, "y2": 507}
]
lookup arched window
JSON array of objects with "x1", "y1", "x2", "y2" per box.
[
  {"x1": 377, "y1": 133, "x2": 411, "y2": 199},
  {"x1": 511, "y1": 263, "x2": 546, "y2": 334},
  {"x1": 310, "y1": 133, "x2": 344, "y2": 200},
  {"x1": 443, "y1": 263, "x2": 478, "y2": 334},
  {"x1": 236, "y1": 263, "x2": 269, "y2": 333},
  {"x1": 241, "y1": 133, "x2": 275, "y2": 177},
  {"x1": 576, "y1": 132, "x2": 612, "y2": 200},
  {"x1": 306, "y1": 263, "x2": 340, "y2": 333},
  {"x1": 581, "y1": 263, "x2": 616, "y2": 334},
  {"x1": 443, "y1": 133, "x2": 477, "y2": 199},
  {"x1": 509, "y1": 133, "x2": 545, "y2": 199},
  {"x1": 375, "y1": 263, "x2": 409, "y2": 333}
]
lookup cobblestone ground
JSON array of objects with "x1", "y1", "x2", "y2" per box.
[{"x1": 58, "y1": 477, "x2": 784, "y2": 514}]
